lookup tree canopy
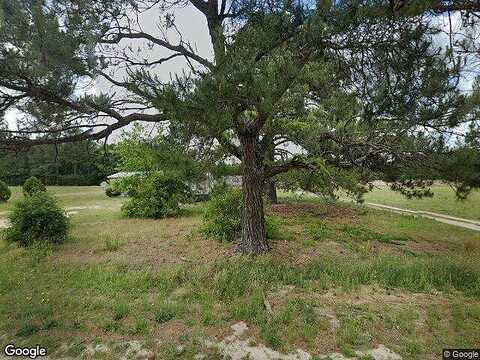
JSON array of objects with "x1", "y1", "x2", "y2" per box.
[{"x1": 0, "y1": 139, "x2": 117, "y2": 185}]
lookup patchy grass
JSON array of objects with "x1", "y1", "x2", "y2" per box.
[{"x1": 0, "y1": 186, "x2": 479, "y2": 359}]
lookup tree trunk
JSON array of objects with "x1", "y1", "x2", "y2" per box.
[
  {"x1": 237, "y1": 135, "x2": 270, "y2": 254},
  {"x1": 266, "y1": 180, "x2": 278, "y2": 204},
  {"x1": 265, "y1": 141, "x2": 278, "y2": 204}
]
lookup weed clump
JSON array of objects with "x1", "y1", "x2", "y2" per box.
[
  {"x1": 305, "y1": 222, "x2": 334, "y2": 241},
  {"x1": 112, "y1": 302, "x2": 129, "y2": 320},
  {"x1": 340, "y1": 224, "x2": 409, "y2": 244},
  {"x1": 103, "y1": 236, "x2": 121, "y2": 251}
]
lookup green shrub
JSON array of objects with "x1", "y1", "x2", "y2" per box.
[
  {"x1": 121, "y1": 172, "x2": 189, "y2": 219},
  {"x1": 265, "y1": 216, "x2": 281, "y2": 239},
  {"x1": 0, "y1": 180, "x2": 11, "y2": 202},
  {"x1": 111, "y1": 175, "x2": 142, "y2": 197},
  {"x1": 202, "y1": 186, "x2": 279, "y2": 242},
  {"x1": 23, "y1": 176, "x2": 46, "y2": 197},
  {"x1": 202, "y1": 187, "x2": 243, "y2": 242},
  {"x1": 105, "y1": 186, "x2": 121, "y2": 197},
  {"x1": 6, "y1": 192, "x2": 69, "y2": 246}
]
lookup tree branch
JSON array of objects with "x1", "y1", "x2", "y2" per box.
[
  {"x1": 264, "y1": 158, "x2": 316, "y2": 179},
  {"x1": 216, "y1": 132, "x2": 242, "y2": 160},
  {"x1": 100, "y1": 31, "x2": 214, "y2": 69},
  {"x1": 1, "y1": 113, "x2": 166, "y2": 150}
]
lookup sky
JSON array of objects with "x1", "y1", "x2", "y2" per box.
[{"x1": 5, "y1": 4, "x2": 214, "y2": 133}]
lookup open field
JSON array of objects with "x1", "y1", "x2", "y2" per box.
[
  {"x1": 0, "y1": 186, "x2": 123, "y2": 213},
  {"x1": 1, "y1": 187, "x2": 480, "y2": 359},
  {"x1": 362, "y1": 183, "x2": 480, "y2": 221}
]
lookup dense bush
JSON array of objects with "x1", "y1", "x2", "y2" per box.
[
  {"x1": 0, "y1": 180, "x2": 11, "y2": 202},
  {"x1": 202, "y1": 187, "x2": 243, "y2": 242},
  {"x1": 202, "y1": 186, "x2": 280, "y2": 242},
  {"x1": 121, "y1": 172, "x2": 189, "y2": 218},
  {"x1": 110, "y1": 175, "x2": 142, "y2": 197},
  {"x1": 105, "y1": 186, "x2": 121, "y2": 197},
  {"x1": 23, "y1": 176, "x2": 46, "y2": 196},
  {"x1": 6, "y1": 192, "x2": 69, "y2": 246}
]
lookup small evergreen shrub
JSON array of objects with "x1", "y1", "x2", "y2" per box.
[
  {"x1": 105, "y1": 186, "x2": 121, "y2": 197},
  {"x1": 23, "y1": 176, "x2": 46, "y2": 197},
  {"x1": 0, "y1": 180, "x2": 11, "y2": 202},
  {"x1": 121, "y1": 172, "x2": 189, "y2": 219},
  {"x1": 202, "y1": 186, "x2": 280, "y2": 242},
  {"x1": 6, "y1": 192, "x2": 69, "y2": 246}
]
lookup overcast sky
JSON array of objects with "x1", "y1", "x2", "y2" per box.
[{"x1": 5, "y1": 4, "x2": 213, "y2": 134}]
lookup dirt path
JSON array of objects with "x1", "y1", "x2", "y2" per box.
[
  {"x1": 366, "y1": 202, "x2": 480, "y2": 231},
  {"x1": 0, "y1": 218, "x2": 8, "y2": 229}
]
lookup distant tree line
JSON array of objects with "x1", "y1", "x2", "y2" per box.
[{"x1": 0, "y1": 140, "x2": 117, "y2": 186}]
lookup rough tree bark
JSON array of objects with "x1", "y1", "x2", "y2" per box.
[
  {"x1": 265, "y1": 180, "x2": 278, "y2": 204},
  {"x1": 237, "y1": 135, "x2": 270, "y2": 254}
]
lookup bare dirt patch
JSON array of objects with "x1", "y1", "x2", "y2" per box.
[
  {"x1": 53, "y1": 217, "x2": 227, "y2": 267},
  {"x1": 263, "y1": 284, "x2": 464, "y2": 359},
  {"x1": 271, "y1": 238, "x2": 350, "y2": 266},
  {"x1": 270, "y1": 202, "x2": 360, "y2": 221},
  {"x1": 270, "y1": 203, "x2": 329, "y2": 218},
  {"x1": 205, "y1": 321, "x2": 403, "y2": 360}
]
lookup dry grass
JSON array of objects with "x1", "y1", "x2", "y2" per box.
[
  {"x1": 57, "y1": 215, "x2": 227, "y2": 267},
  {"x1": 0, "y1": 187, "x2": 479, "y2": 359}
]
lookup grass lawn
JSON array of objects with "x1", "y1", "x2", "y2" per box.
[
  {"x1": 0, "y1": 186, "x2": 123, "y2": 213},
  {"x1": 0, "y1": 187, "x2": 479, "y2": 359},
  {"x1": 362, "y1": 183, "x2": 480, "y2": 221}
]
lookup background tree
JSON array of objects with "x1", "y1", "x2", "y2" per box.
[
  {"x1": 0, "y1": 140, "x2": 117, "y2": 185},
  {"x1": 113, "y1": 123, "x2": 205, "y2": 184},
  {"x1": 1, "y1": 0, "x2": 479, "y2": 253}
]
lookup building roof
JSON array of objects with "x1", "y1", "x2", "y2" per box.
[{"x1": 107, "y1": 171, "x2": 142, "y2": 179}]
